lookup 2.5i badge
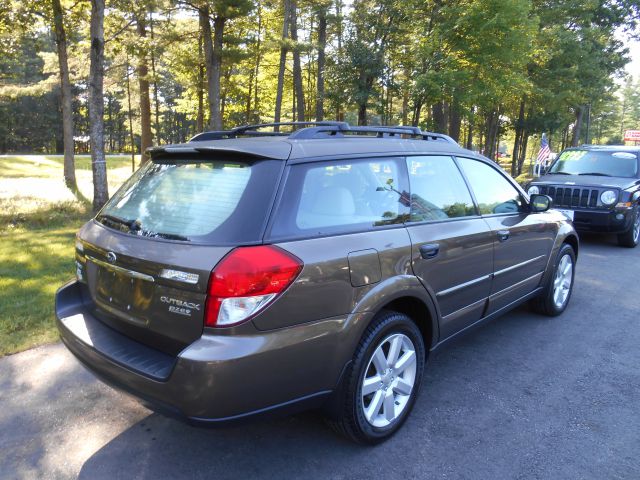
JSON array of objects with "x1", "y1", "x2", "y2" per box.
[{"x1": 160, "y1": 296, "x2": 201, "y2": 317}]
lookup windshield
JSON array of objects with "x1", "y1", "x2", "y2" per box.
[
  {"x1": 548, "y1": 150, "x2": 638, "y2": 177},
  {"x1": 97, "y1": 158, "x2": 281, "y2": 243}
]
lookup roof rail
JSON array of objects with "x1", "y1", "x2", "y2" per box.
[
  {"x1": 189, "y1": 121, "x2": 349, "y2": 142},
  {"x1": 189, "y1": 121, "x2": 458, "y2": 145},
  {"x1": 289, "y1": 124, "x2": 457, "y2": 144}
]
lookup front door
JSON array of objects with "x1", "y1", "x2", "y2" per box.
[
  {"x1": 404, "y1": 156, "x2": 494, "y2": 339},
  {"x1": 456, "y1": 157, "x2": 556, "y2": 314}
]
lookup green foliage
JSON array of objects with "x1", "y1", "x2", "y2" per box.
[
  {"x1": 0, "y1": 0, "x2": 638, "y2": 154},
  {"x1": 0, "y1": 154, "x2": 130, "y2": 355}
]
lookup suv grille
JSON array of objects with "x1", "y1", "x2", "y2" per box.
[{"x1": 538, "y1": 185, "x2": 612, "y2": 210}]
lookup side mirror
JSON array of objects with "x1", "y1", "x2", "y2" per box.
[{"x1": 530, "y1": 194, "x2": 552, "y2": 213}]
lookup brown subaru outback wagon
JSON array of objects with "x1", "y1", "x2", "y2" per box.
[{"x1": 56, "y1": 122, "x2": 578, "y2": 443}]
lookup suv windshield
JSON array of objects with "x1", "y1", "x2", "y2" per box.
[
  {"x1": 97, "y1": 158, "x2": 281, "y2": 244},
  {"x1": 548, "y1": 150, "x2": 638, "y2": 177}
]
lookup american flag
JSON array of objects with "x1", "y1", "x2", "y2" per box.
[{"x1": 536, "y1": 133, "x2": 551, "y2": 164}]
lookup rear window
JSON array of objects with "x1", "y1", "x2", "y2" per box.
[
  {"x1": 97, "y1": 159, "x2": 281, "y2": 244},
  {"x1": 269, "y1": 157, "x2": 409, "y2": 239},
  {"x1": 549, "y1": 150, "x2": 639, "y2": 177}
]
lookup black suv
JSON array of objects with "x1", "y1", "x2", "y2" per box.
[
  {"x1": 527, "y1": 145, "x2": 640, "y2": 247},
  {"x1": 56, "y1": 122, "x2": 578, "y2": 443}
]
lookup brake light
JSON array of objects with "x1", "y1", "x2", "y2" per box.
[{"x1": 204, "y1": 245, "x2": 303, "y2": 327}]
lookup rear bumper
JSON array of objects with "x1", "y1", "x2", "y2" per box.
[
  {"x1": 569, "y1": 208, "x2": 634, "y2": 234},
  {"x1": 56, "y1": 280, "x2": 360, "y2": 424}
]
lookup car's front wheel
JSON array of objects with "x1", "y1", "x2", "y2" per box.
[
  {"x1": 530, "y1": 243, "x2": 576, "y2": 316},
  {"x1": 328, "y1": 310, "x2": 425, "y2": 444},
  {"x1": 617, "y1": 207, "x2": 640, "y2": 248}
]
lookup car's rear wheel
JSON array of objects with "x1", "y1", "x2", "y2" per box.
[
  {"x1": 617, "y1": 207, "x2": 640, "y2": 248},
  {"x1": 530, "y1": 243, "x2": 576, "y2": 316},
  {"x1": 328, "y1": 310, "x2": 425, "y2": 444}
]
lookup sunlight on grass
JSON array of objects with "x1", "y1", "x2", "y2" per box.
[{"x1": 0, "y1": 155, "x2": 136, "y2": 355}]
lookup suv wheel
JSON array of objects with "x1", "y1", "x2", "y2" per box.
[
  {"x1": 328, "y1": 310, "x2": 425, "y2": 444},
  {"x1": 530, "y1": 243, "x2": 576, "y2": 316},
  {"x1": 617, "y1": 207, "x2": 640, "y2": 248}
]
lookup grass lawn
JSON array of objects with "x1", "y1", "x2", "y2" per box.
[{"x1": 0, "y1": 155, "x2": 137, "y2": 356}]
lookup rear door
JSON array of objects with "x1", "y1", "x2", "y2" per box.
[
  {"x1": 456, "y1": 157, "x2": 556, "y2": 315},
  {"x1": 404, "y1": 156, "x2": 494, "y2": 339}
]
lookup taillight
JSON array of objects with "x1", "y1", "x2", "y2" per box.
[{"x1": 204, "y1": 245, "x2": 303, "y2": 328}]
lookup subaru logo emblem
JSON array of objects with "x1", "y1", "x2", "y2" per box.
[{"x1": 106, "y1": 252, "x2": 117, "y2": 264}]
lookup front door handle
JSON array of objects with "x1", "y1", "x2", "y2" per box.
[
  {"x1": 497, "y1": 230, "x2": 510, "y2": 242},
  {"x1": 419, "y1": 243, "x2": 440, "y2": 259}
]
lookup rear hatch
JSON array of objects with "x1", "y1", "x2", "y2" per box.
[{"x1": 76, "y1": 154, "x2": 283, "y2": 354}]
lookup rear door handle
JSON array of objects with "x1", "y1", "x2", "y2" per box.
[
  {"x1": 497, "y1": 230, "x2": 510, "y2": 242},
  {"x1": 419, "y1": 243, "x2": 440, "y2": 259}
]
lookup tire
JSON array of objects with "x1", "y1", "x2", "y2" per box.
[
  {"x1": 327, "y1": 310, "x2": 425, "y2": 444},
  {"x1": 530, "y1": 243, "x2": 576, "y2": 316},
  {"x1": 617, "y1": 207, "x2": 640, "y2": 248}
]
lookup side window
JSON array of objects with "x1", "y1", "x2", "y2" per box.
[
  {"x1": 457, "y1": 157, "x2": 525, "y2": 215},
  {"x1": 406, "y1": 156, "x2": 476, "y2": 222},
  {"x1": 269, "y1": 158, "x2": 409, "y2": 238}
]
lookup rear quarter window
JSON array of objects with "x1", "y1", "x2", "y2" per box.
[{"x1": 269, "y1": 157, "x2": 410, "y2": 239}]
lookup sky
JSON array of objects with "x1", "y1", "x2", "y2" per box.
[
  {"x1": 625, "y1": 37, "x2": 640, "y2": 80},
  {"x1": 620, "y1": 32, "x2": 640, "y2": 81}
]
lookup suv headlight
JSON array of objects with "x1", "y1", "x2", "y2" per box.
[
  {"x1": 527, "y1": 185, "x2": 539, "y2": 196},
  {"x1": 600, "y1": 190, "x2": 618, "y2": 206}
]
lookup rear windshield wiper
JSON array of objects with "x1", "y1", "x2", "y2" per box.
[
  {"x1": 99, "y1": 214, "x2": 141, "y2": 231},
  {"x1": 141, "y1": 231, "x2": 190, "y2": 241},
  {"x1": 578, "y1": 172, "x2": 611, "y2": 177}
]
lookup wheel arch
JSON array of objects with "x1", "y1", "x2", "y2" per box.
[
  {"x1": 380, "y1": 296, "x2": 437, "y2": 353},
  {"x1": 563, "y1": 233, "x2": 579, "y2": 258}
]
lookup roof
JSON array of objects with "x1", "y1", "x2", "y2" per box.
[
  {"x1": 567, "y1": 145, "x2": 640, "y2": 152},
  {"x1": 147, "y1": 122, "x2": 475, "y2": 162}
]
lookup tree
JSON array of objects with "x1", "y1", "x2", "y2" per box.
[
  {"x1": 51, "y1": 0, "x2": 77, "y2": 190},
  {"x1": 133, "y1": 6, "x2": 153, "y2": 162},
  {"x1": 89, "y1": 0, "x2": 108, "y2": 210},
  {"x1": 274, "y1": 0, "x2": 292, "y2": 126},
  {"x1": 290, "y1": 0, "x2": 305, "y2": 121},
  {"x1": 315, "y1": 1, "x2": 329, "y2": 120}
]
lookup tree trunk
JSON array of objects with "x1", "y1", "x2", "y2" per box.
[
  {"x1": 571, "y1": 106, "x2": 584, "y2": 147},
  {"x1": 149, "y1": 10, "x2": 160, "y2": 143},
  {"x1": 89, "y1": 0, "x2": 108, "y2": 211},
  {"x1": 290, "y1": 1, "x2": 305, "y2": 122},
  {"x1": 212, "y1": 15, "x2": 225, "y2": 129},
  {"x1": 466, "y1": 107, "x2": 474, "y2": 150},
  {"x1": 315, "y1": 7, "x2": 327, "y2": 121},
  {"x1": 197, "y1": 32, "x2": 204, "y2": 133},
  {"x1": 135, "y1": 12, "x2": 152, "y2": 163},
  {"x1": 199, "y1": 5, "x2": 221, "y2": 131},
  {"x1": 448, "y1": 96, "x2": 461, "y2": 143},
  {"x1": 336, "y1": 0, "x2": 344, "y2": 51},
  {"x1": 412, "y1": 100, "x2": 423, "y2": 127},
  {"x1": 125, "y1": 57, "x2": 135, "y2": 172},
  {"x1": 401, "y1": 84, "x2": 409, "y2": 125},
  {"x1": 274, "y1": 0, "x2": 291, "y2": 127},
  {"x1": 253, "y1": 2, "x2": 262, "y2": 124},
  {"x1": 511, "y1": 98, "x2": 525, "y2": 176},
  {"x1": 51, "y1": 0, "x2": 77, "y2": 191},
  {"x1": 358, "y1": 102, "x2": 367, "y2": 126},
  {"x1": 518, "y1": 130, "x2": 529, "y2": 175},
  {"x1": 432, "y1": 101, "x2": 446, "y2": 133}
]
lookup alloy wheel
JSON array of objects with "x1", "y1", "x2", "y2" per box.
[
  {"x1": 553, "y1": 254, "x2": 573, "y2": 309},
  {"x1": 361, "y1": 333, "x2": 417, "y2": 428}
]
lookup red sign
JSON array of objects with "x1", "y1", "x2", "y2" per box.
[{"x1": 624, "y1": 130, "x2": 640, "y2": 141}]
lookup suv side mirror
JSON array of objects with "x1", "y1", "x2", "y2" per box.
[{"x1": 530, "y1": 194, "x2": 552, "y2": 213}]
